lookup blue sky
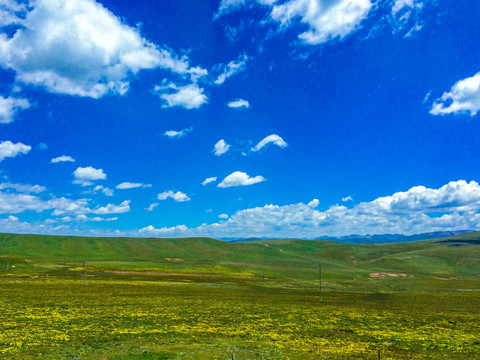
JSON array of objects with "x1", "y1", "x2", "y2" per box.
[{"x1": 1, "y1": 0, "x2": 480, "y2": 238}]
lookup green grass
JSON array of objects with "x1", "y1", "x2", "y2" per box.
[{"x1": 1, "y1": 232, "x2": 480, "y2": 358}]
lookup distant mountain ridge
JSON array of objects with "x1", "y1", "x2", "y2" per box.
[{"x1": 225, "y1": 230, "x2": 476, "y2": 244}]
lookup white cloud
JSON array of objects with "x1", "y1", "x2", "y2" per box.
[
  {"x1": 308, "y1": 199, "x2": 320, "y2": 208},
  {"x1": 0, "y1": 0, "x2": 27, "y2": 27},
  {"x1": 51, "y1": 155, "x2": 75, "y2": 163},
  {"x1": 0, "y1": 96, "x2": 30, "y2": 124},
  {"x1": 138, "y1": 180, "x2": 480, "y2": 238},
  {"x1": 164, "y1": 126, "x2": 193, "y2": 138},
  {"x1": 93, "y1": 185, "x2": 114, "y2": 196},
  {"x1": 158, "y1": 190, "x2": 191, "y2": 202},
  {"x1": 214, "y1": 53, "x2": 249, "y2": 85},
  {"x1": 270, "y1": 0, "x2": 373, "y2": 45},
  {"x1": 342, "y1": 196, "x2": 353, "y2": 202},
  {"x1": 73, "y1": 166, "x2": 106, "y2": 186},
  {"x1": 227, "y1": 99, "x2": 250, "y2": 109},
  {"x1": 202, "y1": 177, "x2": 217, "y2": 186},
  {"x1": 91, "y1": 216, "x2": 118, "y2": 222},
  {"x1": 0, "y1": 140, "x2": 30, "y2": 161},
  {"x1": 213, "y1": 139, "x2": 230, "y2": 156},
  {"x1": 116, "y1": 182, "x2": 151, "y2": 190},
  {"x1": 138, "y1": 224, "x2": 188, "y2": 236},
  {"x1": 0, "y1": 188, "x2": 129, "y2": 216},
  {"x1": 145, "y1": 202, "x2": 159, "y2": 211},
  {"x1": 219, "y1": 213, "x2": 229, "y2": 219},
  {"x1": 390, "y1": 0, "x2": 424, "y2": 36},
  {"x1": 251, "y1": 134, "x2": 287, "y2": 152},
  {"x1": 0, "y1": 0, "x2": 205, "y2": 98},
  {"x1": 7, "y1": 215, "x2": 18, "y2": 222},
  {"x1": 93, "y1": 200, "x2": 130, "y2": 215},
  {"x1": 218, "y1": 171, "x2": 265, "y2": 188},
  {"x1": 430, "y1": 72, "x2": 480, "y2": 116},
  {"x1": 0, "y1": 182, "x2": 46, "y2": 194},
  {"x1": 216, "y1": 0, "x2": 247, "y2": 16},
  {"x1": 215, "y1": 0, "x2": 277, "y2": 17},
  {"x1": 154, "y1": 82, "x2": 207, "y2": 109},
  {"x1": 70, "y1": 214, "x2": 118, "y2": 222}
]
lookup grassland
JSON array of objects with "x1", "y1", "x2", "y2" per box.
[{"x1": 1, "y1": 232, "x2": 480, "y2": 359}]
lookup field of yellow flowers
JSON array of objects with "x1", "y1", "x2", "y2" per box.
[{"x1": 1, "y1": 274, "x2": 479, "y2": 359}]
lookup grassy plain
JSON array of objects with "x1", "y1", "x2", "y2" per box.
[{"x1": 1, "y1": 232, "x2": 480, "y2": 359}]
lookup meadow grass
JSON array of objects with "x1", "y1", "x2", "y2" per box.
[{"x1": 1, "y1": 232, "x2": 480, "y2": 359}]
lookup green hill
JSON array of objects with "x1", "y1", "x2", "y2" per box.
[{"x1": 1, "y1": 231, "x2": 479, "y2": 289}]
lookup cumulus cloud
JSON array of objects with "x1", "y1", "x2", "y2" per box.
[
  {"x1": 0, "y1": 0, "x2": 205, "y2": 98},
  {"x1": 116, "y1": 182, "x2": 151, "y2": 190},
  {"x1": 158, "y1": 190, "x2": 191, "y2": 202},
  {"x1": 430, "y1": 72, "x2": 480, "y2": 116},
  {"x1": 0, "y1": 184, "x2": 130, "y2": 217},
  {"x1": 0, "y1": 96, "x2": 30, "y2": 124},
  {"x1": 218, "y1": 171, "x2": 265, "y2": 188},
  {"x1": 227, "y1": 99, "x2": 250, "y2": 109},
  {"x1": 213, "y1": 139, "x2": 230, "y2": 156},
  {"x1": 202, "y1": 177, "x2": 217, "y2": 186},
  {"x1": 342, "y1": 196, "x2": 353, "y2": 202},
  {"x1": 214, "y1": 53, "x2": 249, "y2": 85},
  {"x1": 251, "y1": 134, "x2": 287, "y2": 152},
  {"x1": 138, "y1": 224, "x2": 188, "y2": 236},
  {"x1": 154, "y1": 82, "x2": 207, "y2": 109},
  {"x1": 93, "y1": 200, "x2": 130, "y2": 214},
  {"x1": 73, "y1": 166, "x2": 107, "y2": 186},
  {"x1": 308, "y1": 199, "x2": 320, "y2": 208},
  {"x1": 136, "y1": 180, "x2": 480, "y2": 238},
  {"x1": 51, "y1": 155, "x2": 75, "y2": 163},
  {"x1": 0, "y1": 140, "x2": 30, "y2": 161},
  {"x1": 219, "y1": 213, "x2": 229, "y2": 219}
]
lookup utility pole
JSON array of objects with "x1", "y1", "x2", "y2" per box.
[
  {"x1": 319, "y1": 263, "x2": 322, "y2": 301},
  {"x1": 81, "y1": 260, "x2": 86, "y2": 285}
]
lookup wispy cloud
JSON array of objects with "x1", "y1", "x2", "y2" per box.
[
  {"x1": 164, "y1": 126, "x2": 193, "y2": 138},
  {"x1": 251, "y1": 134, "x2": 287, "y2": 152},
  {"x1": 51, "y1": 155, "x2": 75, "y2": 163},
  {"x1": 202, "y1": 177, "x2": 217, "y2": 186},
  {"x1": 227, "y1": 99, "x2": 250, "y2": 109},
  {"x1": 214, "y1": 53, "x2": 249, "y2": 85},
  {"x1": 116, "y1": 182, "x2": 152, "y2": 190}
]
